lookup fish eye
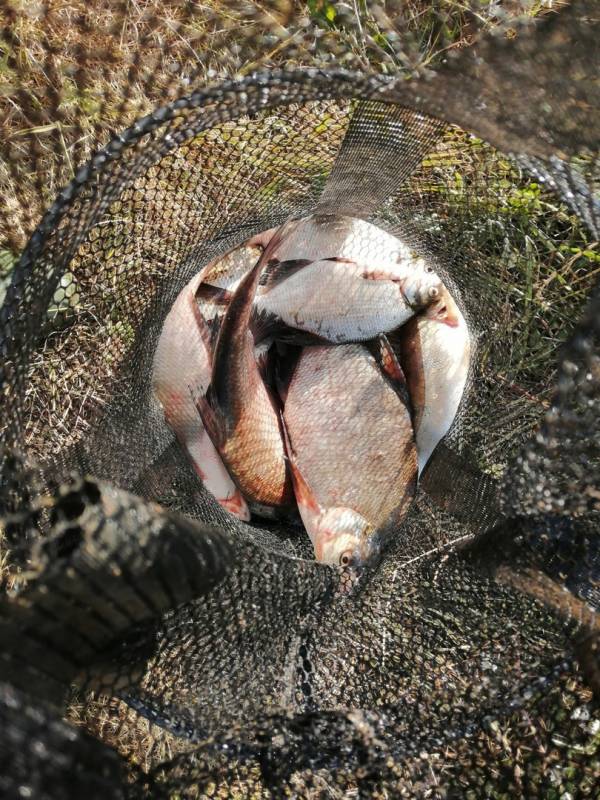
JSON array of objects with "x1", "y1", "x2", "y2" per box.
[
  {"x1": 425, "y1": 265, "x2": 434, "y2": 273},
  {"x1": 339, "y1": 551, "x2": 354, "y2": 568},
  {"x1": 428, "y1": 286, "x2": 439, "y2": 299}
]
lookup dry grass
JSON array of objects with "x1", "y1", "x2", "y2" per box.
[
  {"x1": 0, "y1": 0, "x2": 565, "y2": 252},
  {"x1": 66, "y1": 691, "x2": 196, "y2": 773}
]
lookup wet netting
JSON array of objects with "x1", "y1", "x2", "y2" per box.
[{"x1": 0, "y1": 1, "x2": 599, "y2": 797}]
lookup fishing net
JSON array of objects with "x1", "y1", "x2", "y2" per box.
[{"x1": 0, "y1": 1, "x2": 599, "y2": 796}]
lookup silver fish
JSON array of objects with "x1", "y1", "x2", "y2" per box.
[
  {"x1": 254, "y1": 214, "x2": 443, "y2": 343},
  {"x1": 197, "y1": 229, "x2": 294, "y2": 509},
  {"x1": 281, "y1": 339, "x2": 417, "y2": 566},
  {"x1": 152, "y1": 270, "x2": 249, "y2": 519},
  {"x1": 392, "y1": 285, "x2": 471, "y2": 475},
  {"x1": 152, "y1": 230, "x2": 276, "y2": 520}
]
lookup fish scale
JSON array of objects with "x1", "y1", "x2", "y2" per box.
[
  {"x1": 254, "y1": 214, "x2": 444, "y2": 343},
  {"x1": 282, "y1": 342, "x2": 418, "y2": 565}
]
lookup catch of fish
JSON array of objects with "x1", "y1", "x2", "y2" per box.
[{"x1": 152, "y1": 214, "x2": 471, "y2": 567}]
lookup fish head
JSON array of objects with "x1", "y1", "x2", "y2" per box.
[
  {"x1": 400, "y1": 256, "x2": 444, "y2": 311},
  {"x1": 313, "y1": 507, "x2": 380, "y2": 567},
  {"x1": 422, "y1": 284, "x2": 461, "y2": 327}
]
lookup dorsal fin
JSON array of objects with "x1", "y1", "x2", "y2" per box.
[
  {"x1": 250, "y1": 308, "x2": 286, "y2": 344},
  {"x1": 207, "y1": 314, "x2": 222, "y2": 348}
]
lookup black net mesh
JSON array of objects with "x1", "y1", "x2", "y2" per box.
[{"x1": 0, "y1": 1, "x2": 599, "y2": 797}]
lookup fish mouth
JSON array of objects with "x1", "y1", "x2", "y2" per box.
[
  {"x1": 314, "y1": 523, "x2": 377, "y2": 567},
  {"x1": 424, "y1": 294, "x2": 461, "y2": 327},
  {"x1": 437, "y1": 302, "x2": 460, "y2": 327}
]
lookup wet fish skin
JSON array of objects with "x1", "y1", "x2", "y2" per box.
[
  {"x1": 198, "y1": 228, "x2": 294, "y2": 509},
  {"x1": 254, "y1": 214, "x2": 443, "y2": 343},
  {"x1": 282, "y1": 341, "x2": 418, "y2": 566},
  {"x1": 394, "y1": 285, "x2": 471, "y2": 475},
  {"x1": 151, "y1": 229, "x2": 278, "y2": 520},
  {"x1": 152, "y1": 270, "x2": 250, "y2": 520}
]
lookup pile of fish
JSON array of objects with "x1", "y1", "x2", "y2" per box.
[{"x1": 153, "y1": 215, "x2": 471, "y2": 567}]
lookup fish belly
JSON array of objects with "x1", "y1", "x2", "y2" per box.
[
  {"x1": 152, "y1": 271, "x2": 247, "y2": 516},
  {"x1": 415, "y1": 319, "x2": 471, "y2": 474}
]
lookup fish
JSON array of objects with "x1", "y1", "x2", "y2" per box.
[
  {"x1": 196, "y1": 227, "x2": 294, "y2": 510},
  {"x1": 152, "y1": 269, "x2": 250, "y2": 519},
  {"x1": 281, "y1": 338, "x2": 418, "y2": 566},
  {"x1": 253, "y1": 214, "x2": 443, "y2": 343},
  {"x1": 391, "y1": 284, "x2": 471, "y2": 475},
  {"x1": 152, "y1": 229, "x2": 277, "y2": 520}
]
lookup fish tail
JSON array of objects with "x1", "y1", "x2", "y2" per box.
[{"x1": 196, "y1": 283, "x2": 233, "y2": 307}]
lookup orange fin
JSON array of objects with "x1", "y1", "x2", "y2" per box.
[
  {"x1": 220, "y1": 491, "x2": 251, "y2": 521},
  {"x1": 369, "y1": 335, "x2": 413, "y2": 414},
  {"x1": 376, "y1": 334, "x2": 406, "y2": 383},
  {"x1": 280, "y1": 412, "x2": 321, "y2": 515}
]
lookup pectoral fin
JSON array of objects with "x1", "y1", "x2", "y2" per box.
[
  {"x1": 368, "y1": 334, "x2": 412, "y2": 413},
  {"x1": 280, "y1": 412, "x2": 322, "y2": 517},
  {"x1": 372, "y1": 334, "x2": 406, "y2": 382},
  {"x1": 220, "y1": 491, "x2": 251, "y2": 521}
]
